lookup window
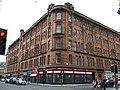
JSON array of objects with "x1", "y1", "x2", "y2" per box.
[
  {"x1": 29, "y1": 60, "x2": 33, "y2": 68},
  {"x1": 76, "y1": 55, "x2": 79, "y2": 65},
  {"x1": 74, "y1": 29, "x2": 77, "y2": 37},
  {"x1": 41, "y1": 43, "x2": 47, "y2": 53},
  {"x1": 79, "y1": 56, "x2": 81, "y2": 65},
  {"x1": 68, "y1": 40, "x2": 72, "y2": 49},
  {"x1": 69, "y1": 54, "x2": 72, "y2": 64},
  {"x1": 48, "y1": 40, "x2": 50, "y2": 50},
  {"x1": 56, "y1": 12, "x2": 62, "y2": 20},
  {"x1": 91, "y1": 58, "x2": 94, "y2": 67},
  {"x1": 74, "y1": 42, "x2": 77, "y2": 51},
  {"x1": 48, "y1": 26, "x2": 51, "y2": 37},
  {"x1": 81, "y1": 56, "x2": 84, "y2": 66},
  {"x1": 34, "y1": 58, "x2": 38, "y2": 67},
  {"x1": 81, "y1": 43, "x2": 83, "y2": 52},
  {"x1": 78, "y1": 31, "x2": 83, "y2": 39},
  {"x1": 78, "y1": 42, "x2": 80, "y2": 51},
  {"x1": 40, "y1": 57, "x2": 42, "y2": 66},
  {"x1": 48, "y1": 55, "x2": 50, "y2": 65},
  {"x1": 68, "y1": 26, "x2": 72, "y2": 36},
  {"x1": 56, "y1": 38, "x2": 62, "y2": 48},
  {"x1": 56, "y1": 53, "x2": 61, "y2": 63},
  {"x1": 68, "y1": 15, "x2": 71, "y2": 22},
  {"x1": 25, "y1": 61, "x2": 28, "y2": 68},
  {"x1": 44, "y1": 56, "x2": 46, "y2": 65},
  {"x1": 56, "y1": 24, "x2": 62, "y2": 33}
]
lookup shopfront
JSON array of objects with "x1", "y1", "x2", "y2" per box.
[
  {"x1": 37, "y1": 67, "x2": 96, "y2": 84},
  {"x1": 30, "y1": 69, "x2": 38, "y2": 83}
]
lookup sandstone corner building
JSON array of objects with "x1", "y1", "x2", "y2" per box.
[{"x1": 6, "y1": 3, "x2": 120, "y2": 84}]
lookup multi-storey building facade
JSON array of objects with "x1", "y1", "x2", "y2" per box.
[
  {"x1": 0, "y1": 62, "x2": 7, "y2": 78},
  {"x1": 6, "y1": 3, "x2": 120, "y2": 84}
]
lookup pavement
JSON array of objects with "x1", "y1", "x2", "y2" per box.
[
  {"x1": 29, "y1": 83, "x2": 93, "y2": 87},
  {"x1": 29, "y1": 83, "x2": 120, "y2": 90}
]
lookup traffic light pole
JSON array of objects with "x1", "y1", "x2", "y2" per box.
[{"x1": 114, "y1": 73, "x2": 116, "y2": 80}]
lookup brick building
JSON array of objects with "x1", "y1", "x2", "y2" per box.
[{"x1": 6, "y1": 3, "x2": 120, "y2": 84}]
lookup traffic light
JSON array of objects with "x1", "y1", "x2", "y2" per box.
[
  {"x1": 0, "y1": 28, "x2": 7, "y2": 55},
  {"x1": 117, "y1": 8, "x2": 120, "y2": 14},
  {"x1": 111, "y1": 65, "x2": 114, "y2": 73},
  {"x1": 111, "y1": 64, "x2": 118, "y2": 74},
  {"x1": 114, "y1": 64, "x2": 118, "y2": 74}
]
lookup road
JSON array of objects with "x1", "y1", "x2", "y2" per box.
[{"x1": 0, "y1": 82, "x2": 117, "y2": 90}]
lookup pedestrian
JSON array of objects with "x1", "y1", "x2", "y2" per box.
[
  {"x1": 93, "y1": 78, "x2": 98, "y2": 88},
  {"x1": 114, "y1": 77, "x2": 118, "y2": 89},
  {"x1": 97, "y1": 80, "x2": 102, "y2": 89},
  {"x1": 102, "y1": 77, "x2": 106, "y2": 90}
]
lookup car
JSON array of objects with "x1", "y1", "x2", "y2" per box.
[
  {"x1": 105, "y1": 79, "x2": 114, "y2": 87},
  {"x1": 1, "y1": 78, "x2": 5, "y2": 82},
  {"x1": 9, "y1": 77, "x2": 17, "y2": 84},
  {"x1": 5, "y1": 78, "x2": 10, "y2": 83},
  {"x1": 118, "y1": 79, "x2": 120, "y2": 86},
  {"x1": 16, "y1": 78, "x2": 26, "y2": 85}
]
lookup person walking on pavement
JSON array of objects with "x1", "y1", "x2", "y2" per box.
[
  {"x1": 102, "y1": 77, "x2": 106, "y2": 90},
  {"x1": 114, "y1": 76, "x2": 118, "y2": 89},
  {"x1": 93, "y1": 78, "x2": 98, "y2": 88}
]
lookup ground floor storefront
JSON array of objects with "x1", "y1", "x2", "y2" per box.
[{"x1": 29, "y1": 67, "x2": 96, "y2": 84}]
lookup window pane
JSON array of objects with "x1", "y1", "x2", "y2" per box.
[
  {"x1": 48, "y1": 55, "x2": 50, "y2": 65},
  {"x1": 69, "y1": 54, "x2": 72, "y2": 64},
  {"x1": 68, "y1": 15, "x2": 71, "y2": 22},
  {"x1": 74, "y1": 42, "x2": 77, "y2": 51},
  {"x1": 56, "y1": 12, "x2": 62, "y2": 19},
  {"x1": 68, "y1": 40, "x2": 72, "y2": 49},
  {"x1": 48, "y1": 40, "x2": 50, "y2": 50},
  {"x1": 56, "y1": 53, "x2": 61, "y2": 63},
  {"x1": 74, "y1": 29, "x2": 77, "y2": 36},
  {"x1": 76, "y1": 56, "x2": 79, "y2": 65},
  {"x1": 68, "y1": 26, "x2": 72, "y2": 36},
  {"x1": 56, "y1": 24, "x2": 62, "y2": 33},
  {"x1": 56, "y1": 38, "x2": 62, "y2": 48}
]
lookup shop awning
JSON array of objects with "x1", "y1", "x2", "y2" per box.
[{"x1": 30, "y1": 74, "x2": 37, "y2": 77}]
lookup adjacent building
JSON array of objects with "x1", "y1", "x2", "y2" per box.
[
  {"x1": 0, "y1": 62, "x2": 7, "y2": 78},
  {"x1": 6, "y1": 3, "x2": 120, "y2": 84}
]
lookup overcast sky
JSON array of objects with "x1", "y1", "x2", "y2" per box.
[{"x1": 0, "y1": 0, "x2": 120, "y2": 62}]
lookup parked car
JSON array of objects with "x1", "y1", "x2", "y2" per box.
[
  {"x1": 1, "y1": 78, "x2": 5, "y2": 82},
  {"x1": 5, "y1": 78, "x2": 10, "y2": 83},
  {"x1": 105, "y1": 79, "x2": 114, "y2": 87},
  {"x1": 16, "y1": 78, "x2": 26, "y2": 85},
  {"x1": 9, "y1": 77, "x2": 17, "y2": 84},
  {"x1": 118, "y1": 79, "x2": 120, "y2": 86}
]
